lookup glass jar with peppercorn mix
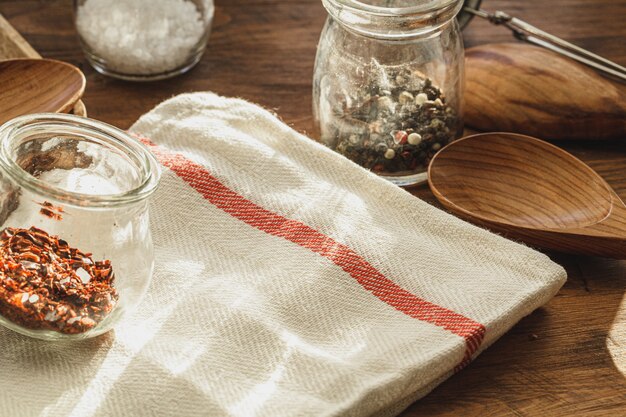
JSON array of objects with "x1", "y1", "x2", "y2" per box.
[
  {"x1": 0, "y1": 114, "x2": 161, "y2": 340},
  {"x1": 313, "y1": 0, "x2": 465, "y2": 186}
]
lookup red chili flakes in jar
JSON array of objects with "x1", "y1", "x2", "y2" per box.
[{"x1": 0, "y1": 227, "x2": 118, "y2": 334}]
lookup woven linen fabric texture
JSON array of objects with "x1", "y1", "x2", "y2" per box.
[{"x1": 0, "y1": 92, "x2": 566, "y2": 417}]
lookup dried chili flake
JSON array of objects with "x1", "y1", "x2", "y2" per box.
[
  {"x1": 37, "y1": 201, "x2": 64, "y2": 221},
  {"x1": 0, "y1": 227, "x2": 118, "y2": 334}
]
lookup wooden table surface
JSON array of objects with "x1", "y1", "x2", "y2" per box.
[{"x1": 1, "y1": 0, "x2": 625, "y2": 415}]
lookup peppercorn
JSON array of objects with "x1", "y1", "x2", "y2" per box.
[{"x1": 322, "y1": 66, "x2": 458, "y2": 176}]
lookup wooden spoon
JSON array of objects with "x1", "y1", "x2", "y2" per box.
[
  {"x1": 428, "y1": 132, "x2": 626, "y2": 259},
  {"x1": 0, "y1": 14, "x2": 86, "y2": 116},
  {"x1": 0, "y1": 58, "x2": 85, "y2": 125},
  {"x1": 465, "y1": 43, "x2": 626, "y2": 141}
]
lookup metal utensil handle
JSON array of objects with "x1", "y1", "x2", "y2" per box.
[{"x1": 464, "y1": 7, "x2": 626, "y2": 82}]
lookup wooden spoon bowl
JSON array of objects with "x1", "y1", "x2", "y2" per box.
[
  {"x1": 0, "y1": 58, "x2": 85, "y2": 125},
  {"x1": 428, "y1": 133, "x2": 626, "y2": 258}
]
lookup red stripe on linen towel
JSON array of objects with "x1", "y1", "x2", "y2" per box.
[{"x1": 136, "y1": 135, "x2": 486, "y2": 371}]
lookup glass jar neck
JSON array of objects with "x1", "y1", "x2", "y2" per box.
[
  {"x1": 321, "y1": 0, "x2": 463, "y2": 39},
  {"x1": 0, "y1": 114, "x2": 161, "y2": 208}
]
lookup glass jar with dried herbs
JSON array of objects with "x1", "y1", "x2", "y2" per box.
[{"x1": 313, "y1": 0, "x2": 465, "y2": 186}]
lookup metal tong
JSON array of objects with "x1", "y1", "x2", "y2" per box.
[{"x1": 463, "y1": 7, "x2": 626, "y2": 82}]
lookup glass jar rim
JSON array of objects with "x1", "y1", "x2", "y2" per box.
[
  {"x1": 0, "y1": 113, "x2": 161, "y2": 208},
  {"x1": 327, "y1": 0, "x2": 460, "y2": 16},
  {"x1": 322, "y1": 0, "x2": 463, "y2": 39}
]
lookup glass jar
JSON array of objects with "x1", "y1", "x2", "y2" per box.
[
  {"x1": 0, "y1": 114, "x2": 161, "y2": 340},
  {"x1": 313, "y1": 0, "x2": 465, "y2": 186},
  {"x1": 74, "y1": 0, "x2": 215, "y2": 81}
]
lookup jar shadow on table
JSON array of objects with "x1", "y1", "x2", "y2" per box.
[{"x1": 407, "y1": 253, "x2": 626, "y2": 414}]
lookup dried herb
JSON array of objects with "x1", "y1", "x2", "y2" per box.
[{"x1": 0, "y1": 227, "x2": 118, "y2": 334}]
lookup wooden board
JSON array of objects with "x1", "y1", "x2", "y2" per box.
[{"x1": 0, "y1": 13, "x2": 86, "y2": 117}]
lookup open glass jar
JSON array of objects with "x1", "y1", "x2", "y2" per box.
[
  {"x1": 313, "y1": 0, "x2": 465, "y2": 186},
  {"x1": 0, "y1": 114, "x2": 160, "y2": 340},
  {"x1": 74, "y1": 0, "x2": 215, "y2": 81}
]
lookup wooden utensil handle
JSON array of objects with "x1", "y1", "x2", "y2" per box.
[{"x1": 464, "y1": 7, "x2": 626, "y2": 81}]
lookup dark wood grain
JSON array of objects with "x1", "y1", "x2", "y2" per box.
[
  {"x1": 0, "y1": 0, "x2": 624, "y2": 416},
  {"x1": 465, "y1": 43, "x2": 626, "y2": 140}
]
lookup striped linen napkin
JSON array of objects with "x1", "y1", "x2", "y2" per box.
[{"x1": 0, "y1": 92, "x2": 566, "y2": 417}]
